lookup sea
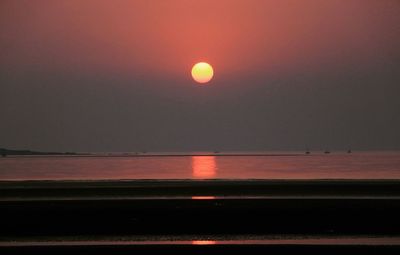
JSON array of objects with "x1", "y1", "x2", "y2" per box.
[{"x1": 1, "y1": 151, "x2": 399, "y2": 181}]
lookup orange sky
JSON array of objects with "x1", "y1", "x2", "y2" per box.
[
  {"x1": 1, "y1": 0, "x2": 399, "y2": 152},
  {"x1": 1, "y1": 0, "x2": 399, "y2": 79}
]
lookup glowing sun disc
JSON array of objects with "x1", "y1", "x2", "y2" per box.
[{"x1": 191, "y1": 62, "x2": 214, "y2": 83}]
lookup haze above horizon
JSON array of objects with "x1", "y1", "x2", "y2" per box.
[{"x1": 0, "y1": 0, "x2": 399, "y2": 152}]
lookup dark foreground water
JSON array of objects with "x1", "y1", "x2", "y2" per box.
[{"x1": 0, "y1": 152, "x2": 399, "y2": 180}]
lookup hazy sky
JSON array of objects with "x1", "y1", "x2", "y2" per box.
[{"x1": 1, "y1": 0, "x2": 399, "y2": 152}]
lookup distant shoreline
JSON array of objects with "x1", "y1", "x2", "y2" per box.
[
  {"x1": 0, "y1": 148, "x2": 80, "y2": 157},
  {"x1": 0, "y1": 153, "x2": 308, "y2": 158},
  {"x1": 0, "y1": 147, "x2": 318, "y2": 157},
  {"x1": 2, "y1": 147, "x2": 399, "y2": 158},
  {"x1": 0, "y1": 148, "x2": 314, "y2": 157}
]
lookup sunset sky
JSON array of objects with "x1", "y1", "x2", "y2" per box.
[{"x1": 1, "y1": 0, "x2": 399, "y2": 152}]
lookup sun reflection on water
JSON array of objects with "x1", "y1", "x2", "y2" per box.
[
  {"x1": 192, "y1": 156, "x2": 217, "y2": 178},
  {"x1": 192, "y1": 240, "x2": 217, "y2": 245},
  {"x1": 191, "y1": 196, "x2": 216, "y2": 200}
]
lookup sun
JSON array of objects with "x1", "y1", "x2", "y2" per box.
[{"x1": 191, "y1": 62, "x2": 214, "y2": 84}]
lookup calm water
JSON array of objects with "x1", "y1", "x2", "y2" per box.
[{"x1": 0, "y1": 152, "x2": 400, "y2": 181}]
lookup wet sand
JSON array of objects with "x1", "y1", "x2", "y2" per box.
[
  {"x1": 2, "y1": 179, "x2": 400, "y2": 198},
  {"x1": 1, "y1": 179, "x2": 400, "y2": 254},
  {"x1": 2, "y1": 242, "x2": 400, "y2": 255}
]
